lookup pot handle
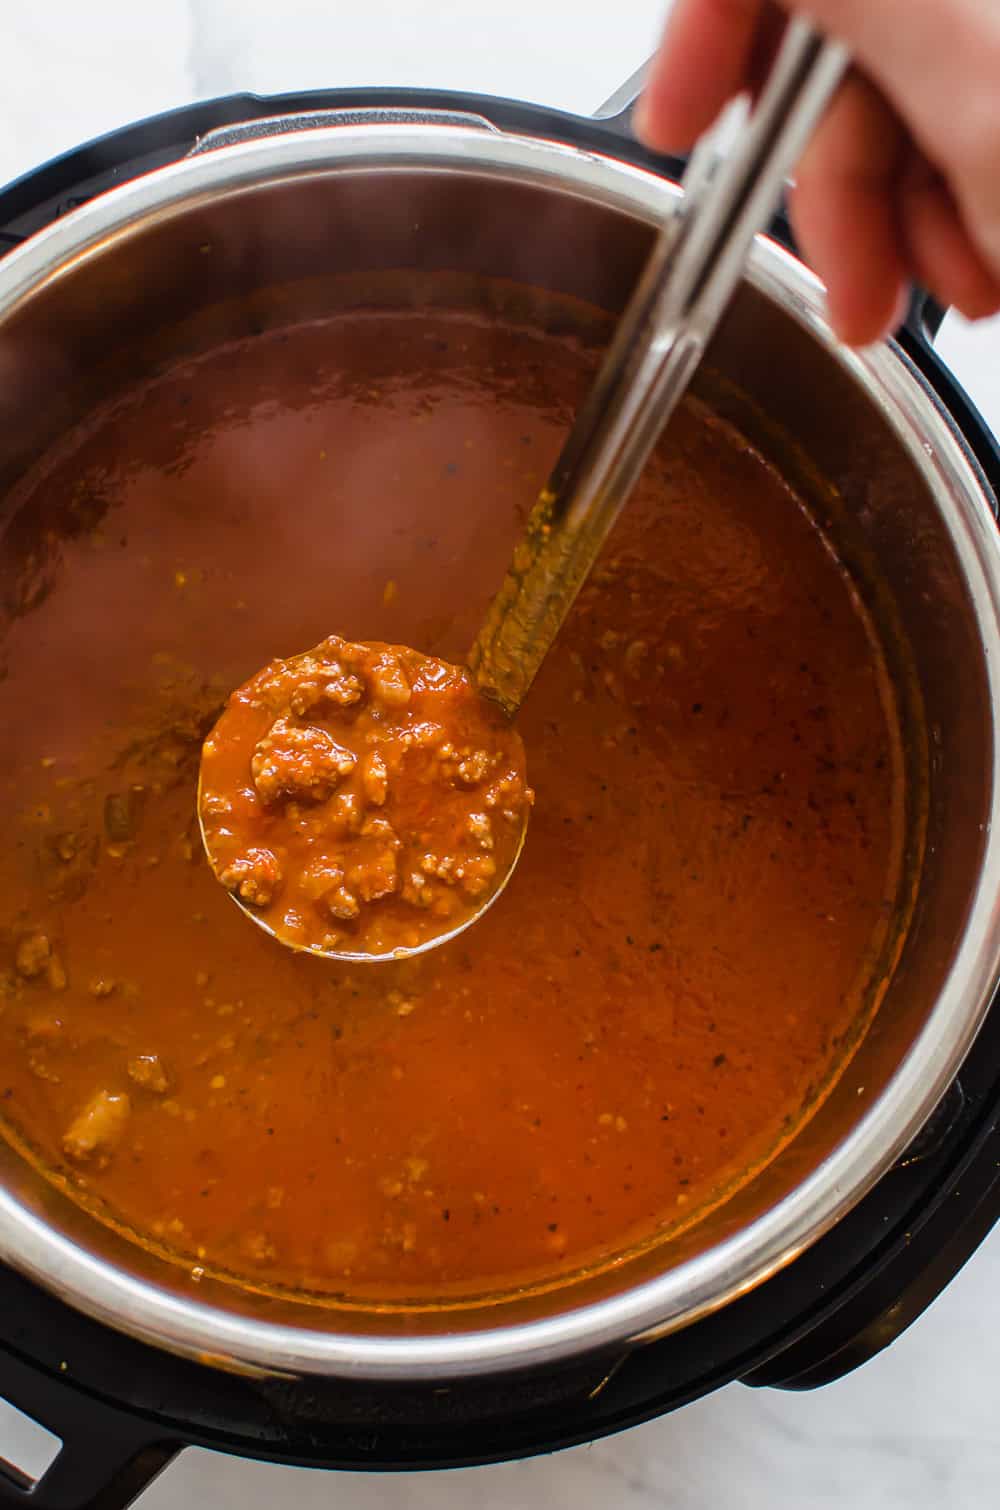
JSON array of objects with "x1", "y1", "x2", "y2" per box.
[
  {"x1": 591, "y1": 59, "x2": 653, "y2": 137},
  {"x1": 0, "y1": 1349, "x2": 178, "y2": 1510},
  {"x1": 188, "y1": 106, "x2": 500, "y2": 156}
]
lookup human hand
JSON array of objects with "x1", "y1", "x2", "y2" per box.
[{"x1": 635, "y1": 0, "x2": 1000, "y2": 344}]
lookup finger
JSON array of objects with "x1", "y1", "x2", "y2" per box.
[
  {"x1": 781, "y1": 0, "x2": 1000, "y2": 178},
  {"x1": 635, "y1": 0, "x2": 767, "y2": 151},
  {"x1": 636, "y1": 0, "x2": 1000, "y2": 163},
  {"x1": 896, "y1": 150, "x2": 1000, "y2": 321},
  {"x1": 788, "y1": 70, "x2": 908, "y2": 345}
]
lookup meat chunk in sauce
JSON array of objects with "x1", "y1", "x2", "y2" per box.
[
  {"x1": 62, "y1": 1090, "x2": 130, "y2": 1166},
  {"x1": 200, "y1": 636, "x2": 531, "y2": 956},
  {"x1": 127, "y1": 1054, "x2": 171, "y2": 1094},
  {"x1": 15, "y1": 932, "x2": 52, "y2": 978},
  {"x1": 250, "y1": 717, "x2": 356, "y2": 803},
  {"x1": 218, "y1": 847, "x2": 282, "y2": 907}
]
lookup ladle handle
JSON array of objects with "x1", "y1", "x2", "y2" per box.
[{"x1": 468, "y1": 19, "x2": 850, "y2": 718}]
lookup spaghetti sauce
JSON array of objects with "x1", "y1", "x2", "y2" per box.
[{"x1": 0, "y1": 303, "x2": 906, "y2": 1305}]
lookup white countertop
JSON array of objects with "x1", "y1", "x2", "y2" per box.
[{"x1": 3, "y1": 4, "x2": 999, "y2": 1507}]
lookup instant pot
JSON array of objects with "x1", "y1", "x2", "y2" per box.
[{"x1": 1, "y1": 76, "x2": 1000, "y2": 1510}]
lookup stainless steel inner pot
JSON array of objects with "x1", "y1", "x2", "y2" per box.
[{"x1": 0, "y1": 114, "x2": 998, "y2": 1382}]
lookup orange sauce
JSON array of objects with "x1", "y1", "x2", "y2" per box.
[{"x1": 0, "y1": 306, "x2": 905, "y2": 1304}]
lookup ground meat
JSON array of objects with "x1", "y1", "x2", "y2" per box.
[
  {"x1": 62, "y1": 1089, "x2": 131, "y2": 1165},
  {"x1": 218, "y1": 847, "x2": 282, "y2": 906},
  {"x1": 348, "y1": 817, "x2": 400, "y2": 902},
  {"x1": 200, "y1": 635, "x2": 531, "y2": 957},
  {"x1": 361, "y1": 750, "x2": 388, "y2": 806},
  {"x1": 455, "y1": 750, "x2": 493, "y2": 786},
  {"x1": 398, "y1": 720, "x2": 446, "y2": 750},
  {"x1": 484, "y1": 769, "x2": 531, "y2": 821},
  {"x1": 436, "y1": 743, "x2": 496, "y2": 788},
  {"x1": 401, "y1": 871, "x2": 433, "y2": 907},
  {"x1": 326, "y1": 885, "x2": 360, "y2": 920},
  {"x1": 289, "y1": 663, "x2": 364, "y2": 715},
  {"x1": 466, "y1": 812, "x2": 493, "y2": 850},
  {"x1": 289, "y1": 682, "x2": 322, "y2": 716},
  {"x1": 241, "y1": 1231, "x2": 277, "y2": 1265},
  {"x1": 127, "y1": 1054, "x2": 171, "y2": 1094},
  {"x1": 367, "y1": 651, "x2": 411, "y2": 709},
  {"x1": 324, "y1": 669, "x2": 365, "y2": 706},
  {"x1": 329, "y1": 791, "x2": 363, "y2": 834},
  {"x1": 454, "y1": 854, "x2": 498, "y2": 898},
  {"x1": 15, "y1": 933, "x2": 52, "y2": 978},
  {"x1": 360, "y1": 815, "x2": 399, "y2": 849},
  {"x1": 251, "y1": 716, "x2": 356, "y2": 803},
  {"x1": 420, "y1": 852, "x2": 457, "y2": 884}
]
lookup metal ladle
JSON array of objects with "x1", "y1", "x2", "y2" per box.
[
  {"x1": 468, "y1": 19, "x2": 849, "y2": 714},
  {"x1": 202, "y1": 19, "x2": 849, "y2": 961}
]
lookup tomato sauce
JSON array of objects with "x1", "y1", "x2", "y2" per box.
[{"x1": 0, "y1": 304, "x2": 906, "y2": 1306}]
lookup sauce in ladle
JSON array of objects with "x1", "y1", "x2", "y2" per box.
[{"x1": 200, "y1": 635, "x2": 531, "y2": 958}]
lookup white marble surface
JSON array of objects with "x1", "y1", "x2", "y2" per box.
[{"x1": 2, "y1": 3, "x2": 1000, "y2": 1506}]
